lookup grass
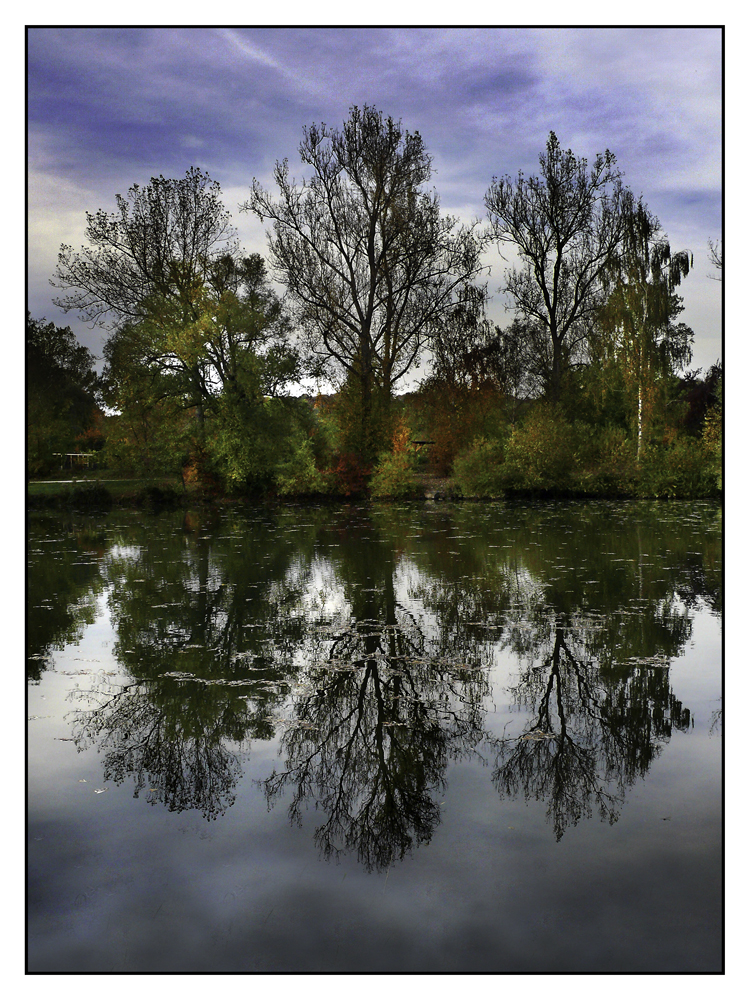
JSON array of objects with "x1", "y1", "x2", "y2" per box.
[{"x1": 27, "y1": 473, "x2": 187, "y2": 504}]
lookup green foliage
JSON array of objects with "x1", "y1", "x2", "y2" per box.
[
  {"x1": 101, "y1": 401, "x2": 191, "y2": 477},
  {"x1": 572, "y1": 423, "x2": 636, "y2": 496},
  {"x1": 275, "y1": 436, "x2": 328, "y2": 496},
  {"x1": 27, "y1": 314, "x2": 102, "y2": 476},
  {"x1": 209, "y1": 395, "x2": 280, "y2": 495},
  {"x1": 702, "y1": 401, "x2": 722, "y2": 492},
  {"x1": 451, "y1": 437, "x2": 507, "y2": 498},
  {"x1": 501, "y1": 405, "x2": 577, "y2": 491},
  {"x1": 451, "y1": 407, "x2": 643, "y2": 499},
  {"x1": 636, "y1": 437, "x2": 719, "y2": 499},
  {"x1": 370, "y1": 419, "x2": 420, "y2": 499},
  {"x1": 323, "y1": 374, "x2": 395, "y2": 467},
  {"x1": 69, "y1": 482, "x2": 113, "y2": 509}
]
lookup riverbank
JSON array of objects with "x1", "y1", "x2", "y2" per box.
[{"x1": 26, "y1": 470, "x2": 721, "y2": 510}]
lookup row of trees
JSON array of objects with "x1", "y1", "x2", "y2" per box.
[{"x1": 29, "y1": 106, "x2": 722, "y2": 495}]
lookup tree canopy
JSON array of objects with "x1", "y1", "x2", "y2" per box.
[
  {"x1": 32, "y1": 113, "x2": 715, "y2": 500},
  {"x1": 27, "y1": 313, "x2": 102, "y2": 474},
  {"x1": 245, "y1": 104, "x2": 490, "y2": 461},
  {"x1": 485, "y1": 132, "x2": 629, "y2": 401},
  {"x1": 598, "y1": 197, "x2": 694, "y2": 457}
]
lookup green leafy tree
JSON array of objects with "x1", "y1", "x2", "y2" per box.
[
  {"x1": 599, "y1": 198, "x2": 693, "y2": 460},
  {"x1": 52, "y1": 169, "x2": 302, "y2": 489},
  {"x1": 26, "y1": 314, "x2": 102, "y2": 475},
  {"x1": 52, "y1": 167, "x2": 239, "y2": 428},
  {"x1": 245, "y1": 104, "x2": 489, "y2": 464},
  {"x1": 485, "y1": 132, "x2": 629, "y2": 402}
]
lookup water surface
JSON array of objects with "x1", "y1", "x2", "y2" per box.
[{"x1": 27, "y1": 500, "x2": 722, "y2": 972}]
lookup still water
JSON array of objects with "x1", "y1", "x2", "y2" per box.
[{"x1": 27, "y1": 500, "x2": 722, "y2": 972}]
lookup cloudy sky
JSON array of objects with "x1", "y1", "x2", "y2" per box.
[{"x1": 27, "y1": 25, "x2": 723, "y2": 382}]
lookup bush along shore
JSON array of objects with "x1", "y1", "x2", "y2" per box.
[{"x1": 27, "y1": 451, "x2": 721, "y2": 511}]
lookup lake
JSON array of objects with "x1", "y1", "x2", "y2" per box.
[{"x1": 27, "y1": 499, "x2": 722, "y2": 972}]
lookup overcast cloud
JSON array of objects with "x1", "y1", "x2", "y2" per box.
[{"x1": 27, "y1": 25, "x2": 723, "y2": 379}]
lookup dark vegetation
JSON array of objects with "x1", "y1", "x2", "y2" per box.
[{"x1": 29, "y1": 108, "x2": 722, "y2": 504}]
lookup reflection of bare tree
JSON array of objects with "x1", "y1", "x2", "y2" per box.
[
  {"x1": 68, "y1": 677, "x2": 254, "y2": 820},
  {"x1": 63, "y1": 507, "x2": 329, "y2": 820},
  {"x1": 491, "y1": 617, "x2": 691, "y2": 840},
  {"x1": 264, "y1": 571, "x2": 490, "y2": 871}
]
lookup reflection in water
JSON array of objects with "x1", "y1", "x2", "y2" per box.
[
  {"x1": 263, "y1": 517, "x2": 490, "y2": 870},
  {"x1": 27, "y1": 513, "x2": 107, "y2": 681},
  {"x1": 69, "y1": 675, "x2": 246, "y2": 819},
  {"x1": 490, "y1": 616, "x2": 691, "y2": 840},
  {"x1": 28, "y1": 501, "x2": 721, "y2": 857}
]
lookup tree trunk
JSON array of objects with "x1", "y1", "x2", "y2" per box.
[{"x1": 637, "y1": 382, "x2": 643, "y2": 462}]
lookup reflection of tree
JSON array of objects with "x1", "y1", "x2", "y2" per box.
[
  {"x1": 389, "y1": 502, "x2": 710, "y2": 842},
  {"x1": 66, "y1": 506, "x2": 326, "y2": 819},
  {"x1": 491, "y1": 614, "x2": 691, "y2": 840},
  {"x1": 27, "y1": 514, "x2": 106, "y2": 680},
  {"x1": 30, "y1": 500, "x2": 719, "y2": 851},
  {"x1": 263, "y1": 512, "x2": 490, "y2": 871},
  {"x1": 69, "y1": 677, "x2": 245, "y2": 820}
]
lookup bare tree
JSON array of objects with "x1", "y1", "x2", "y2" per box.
[
  {"x1": 485, "y1": 132, "x2": 629, "y2": 401},
  {"x1": 245, "y1": 105, "x2": 489, "y2": 461},
  {"x1": 707, "y1": 238, "x2": 722, "y2": 279}
]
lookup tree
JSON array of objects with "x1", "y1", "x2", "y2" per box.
[
  {"x1": 53, "y1": 169, "x2": 299, "y2": 427},
  {"x1": 53, "y1": 167, "x2": 238, "y2": 328},
  {"x1": 26, "y1": 313, "x2": 102, "y2": 475},
  {"x1": 245, "y1": 104, "x2": 489, "y2": 463},
  {"x1": 52, "y1": 167, "x2": 238, "y2": 431},
  {"x1": 100, "y1": 252, "x2": 299, "y2": 418},
  {"x1": 707, "y1": 237, "x2": 722, "y2": 279},
  {"x1": 428, "y1": 289, "x2": 541, "y2": 403},
  {"x1": 485, "y1": 132, "x2": 629, "y2": 401},
  {"x1": 599, "y1": 198, "x2": 693, "y2": 459},
  {"x1": 52, "y1": 169, "x2": 303, "y2": 488}
]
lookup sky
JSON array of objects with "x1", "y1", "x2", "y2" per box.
[{"x1": 27, "y1": 25, "x2": 723, "y2": 385}]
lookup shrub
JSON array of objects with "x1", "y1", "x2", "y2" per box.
[
  {"x1": 370, "y1": 417, "x2": 421, "y2": 499},
  {"x1": 501, "y1": 404, "x2": 576, "y2": 491},
  {"x1": 451, "y1": 437, "x2": 506, "y2": 498},
  {"x1": 636, "y1": 437, "x2": 718, "y2": 499},
  {"x1": 702, "y1": 404, "x2": 722, "y2": 492},
  {"x1": 276, "y1": 437, "x2": 328, "y2": 496},
  {"x1": 323, "y1": 452, "x2": 372, "y2": 497},
  {"x1": 136, "y1": 485, "x2": 182, "y2": 509},
  {"x1": 571, "y1": 423, "x2": 636, "y2": 496},
  {"x1": 69, "y1": 483, "x2": 112, "y2": 509}
]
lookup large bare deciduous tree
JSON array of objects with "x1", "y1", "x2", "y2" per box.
[
  {"x1": 245, "y1": 104, "x2": 489, "y2": 461},
  {"x1": 485, "y1": 132, "x2": 629, "y2": 401}
]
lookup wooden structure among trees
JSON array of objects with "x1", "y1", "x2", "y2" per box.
[{"x1": 54, "y1": 452, "x2": 98, "y2": 469}]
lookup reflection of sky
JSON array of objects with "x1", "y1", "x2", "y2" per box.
[
  {"x1": 27, "y1": 505, "x2": 723, "y2": 972},
  {"x1": 29, "y1": 615, "x2": 722, "y2": 972}
]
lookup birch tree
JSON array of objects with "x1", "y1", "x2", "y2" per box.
[{"x1": 599, "y1": 198, "x2": 693, "y2": 459}]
